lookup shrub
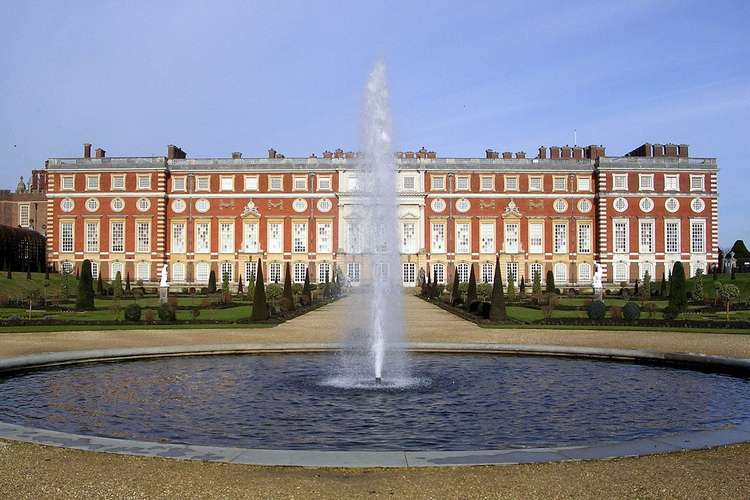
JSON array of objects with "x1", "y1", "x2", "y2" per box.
[
  {"x1": 643, "y1": 302, "x2": 657, "y2": 318},
  {"x1": 586, "y1": 300, "x2": 606, "y2": 320},
  {"x1": 623, "y1": 302, "x2": 641, "y2": 321},
  {"x1": 506, "y1": 274, "x2": 516, "y2": 302},
  {"x1": 143, "y1": 309, "x2": 156, "y2": 322},
  {"x1": 113, "y1": 271, "x2": 123, "y2": 298},
  {"x1": 450, "y1": 270, "x2": 461, "y2": 306},
  {"x1": 251, "y1": 259, "x2": 269, "y2": 321},
  {"x1": 468, "y1": 301, "x2": 481, "y2": 313},
  {"x1": 191, "y1": 308, "x2": 201, "y2": 320},
  {"x1": 717, "y1": 283, "x2": 741, "y2": 321},
  {"x1": 662, "y1": 304, "x2": 680, "y2": 320},
  {"x1": 489, "y1": 256, "x2": 507, "y2": 321},
  {"x1": 519, "y1": 276, "x2": 526, "y2": 298},
  {"x1": 479, "y1": 302, "x2": 491, "y2": 319},
  {"x1": 466, "y1": 266, "x2": 477, "y2": 306},
  {"x1": 545, "y1": 270, "x2": 555, "y2": 294},
  {"x1": 266, "y1": 283, "x2": 283, "y2": 301},
  {"x1": 283, "y1": 262, "x2": 295, "y2": 311},
  {"x1": 669, "y1": 262, "x2": 688, "y2": 313},
  {"x1": 96, "y1": 274, "x2": 104, "y2": 296},
  {"x1": 124, "y1": 303, "x2": 142, "y2": 322},
  {"x1": 302, "y1": 268, "x2": 312, "y2": 305},
  {"x1": 158, "y1": 302, "x2": 177, "y2": 322},
  {"x1": 641, "y1": 271, "x2": 652, "y2": 303},
  {"x1": 76, "y1": 259, "x2": 96, "y2": 310},
  {"x1": 208, "y1": 270, "x2": 217, "y2": 294},
  {"x1": 693, "y1": 269, "x2": 704, "y2": 303},
  {"x1": 532, "y1": 269, "x2": 542, "y2": 299},
  {"x1": 609, "y1": 306, "x2": 623, "y2": 320},
  {"x1": 476, "y1": 283, "x2": 492, "y2": 301}
]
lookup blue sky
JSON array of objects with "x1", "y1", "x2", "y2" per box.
[{"x1": 1, "y1": 0, "x2": 748, "y2": 246}]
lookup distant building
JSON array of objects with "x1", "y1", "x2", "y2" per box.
[
  {"x1": 0, "y1": 170, "x2": 48, "y2": 234},
  {"x1": 44, "y1": 142, "x2": 718, "y2": 287}
]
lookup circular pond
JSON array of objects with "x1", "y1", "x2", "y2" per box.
[{"x1": 0, "y1": 353, "x2": 748, "y2": 451}]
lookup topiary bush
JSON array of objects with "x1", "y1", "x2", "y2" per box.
[
  {"x1": 586, "y1": 300, "x2": 606, "y2": 320},
  {"x1": 610, "y1": 305, "x2": 623, "y2": 320},
  {"x1": 662, "y1": 304, "x2": 680, "y2": 320},
  {"x1": 143, "y1": 309, "x2": 156, "y2": 322},
  {"x1": 158, "y1": 302, "x2": 176, "y2": 321},
  {"x1": 623, "y1": 302, "x2": 641, "y2": 321},
  {"x1": 124, "y1": 303, "x2": 142, "y2": 322}
]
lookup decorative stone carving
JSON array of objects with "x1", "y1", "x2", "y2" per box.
[
  {"x1": 479, "y1": 200, "x2": 496, "y2": 209},
  {"x1": 241, "y1": 200, "x2": 261, "y2": 217},
  {"x1": 219, "y1": 201, "x2": 235, "y2": 209},
  {"x1": 528, "y1": 200, "x2": 544, "y2": 209},
  {"x1": 268, "y1": 200, "x2": 283, "y2": 209},
  {"x1": 503, "y1": 199, "x2": 521, "y2": 217}
]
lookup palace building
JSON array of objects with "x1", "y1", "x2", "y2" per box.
[{"x1": 44, "y1": 142, "x2": 718, "y2": 288}]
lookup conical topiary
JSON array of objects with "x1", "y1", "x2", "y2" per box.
[
  {"x1": 76, "y1": 259, "x2": 96, "y2": 310},
  {"x1": 113, "y1": 271, "x2": 123, "y2": 298},
  {"x1": 302, "y1": 267, "x2": 312, "y2": 304},
  {"x1": 125, "y1": 272, "x2": 131, "y2": 295},
  {"x1": 97, "y1": 273, "x2": 104, "y2": 296},
  {"x1": 467, "y1": 265, "x2": 477, "y2": 305},
  {"x1": 669, "y1": 261, "x2": 688, "y2": 313},
  {"x1": 489, "y1": 256, "x2": 507, "y2": 321},
  {"x1": 282, "y1": 262, "x2": 295, "y2": 311},
  {"x1": 251, "y1": 259, "x2": 268, "y2": 321},
  {"x1": 208, "y1": 270, "x2": 217, "y2": 294},
  {"x1": 545, "y1": 270, "x2": 555, "y2": 294},
  {"x1": 450, "y1": 267, "x2": 460, "y2": 305}
]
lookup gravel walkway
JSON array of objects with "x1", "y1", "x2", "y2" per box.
[{"x1": 1, "y1": 292, "x2": 749, "y2": 498}]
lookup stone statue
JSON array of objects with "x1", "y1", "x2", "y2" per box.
[
  {"x1": 592, "y1": 262, "x2": 603, "y2": 300},
  {"x1": 15, "y1": 176, "x2": 26, "y2": 194},
  {"x1": 723, "y1": 251, "x2": 736, "y2": 274},
  {"x1": 160, "y1": 264, "x2": 169, "y2": 288}
]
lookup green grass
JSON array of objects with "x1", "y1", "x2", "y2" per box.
[{"x1": 0, "y1": 322, "x2": 275, "y2": 334}]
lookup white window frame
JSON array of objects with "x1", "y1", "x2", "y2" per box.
[
  {"x1": 690, "y1": 219, "x2": 706, "y2": 254},
  {"x1": 171, "y1": 176, "x2": 186, "y2": 192},
  {"x1": 110, "y1": 221, "x2": 125, "y2": 253},
  {"x1": 136, "y1": 174, "x2": 151, "y2": 190},
  {"x1": 293, "y1": 222, "x2": 308, "y2": 253},
  {"x1": 244, "y1": 261, "x2": 257, "y2": 284},
  {"x1": 506, "y1": 262, "x2": 518, "y2": 283},
  {"x1": 638, "y1": 174, "x2": 654, "y2": 191},
  {"x1": 195, "y1": 176, "x2": 211, "y2": 192},
  {"x1": 293, "y1": 262, "x2": 307, "y2": 284},
  {"x1": 171, "y1": 223, "x2": 186, "y2": 253},
  {"x1": 480, "y1": 175, "x2": 495, "y2": 192},
  {"x1": 481, "y1": 262, "x2": 494, "y2": 283},
  {"x1": 136, "y1": 262, "x2": 150, "y2": 282},
  {"x1": 455, "y1": 222, "x2": 470, "y2": 254},
  {"x1": 402, "y1": 262, "x2": 416, "y2": 286},
  {"x1": 554, "y1": 262, "x2": 568, "y2": 284},
  {"x1": 503, "y1": 175, "x2": 518, "y2": 192},
  {"x1": 19, "y1": 204, "x2": 30, "y2": 227},
  {"x1": 528, "y1": 175, "x2": 543, "y2": 192},
  {"x1": 318, "y1": 262, "x2": 331, "y2": 283},
  {"x1": 552, "y1": 176, "x2": 567, "y2": 192},
  {"x1": 639, "y1": 219, "x2": 654, "y2": 254},
  {"x1": 347, "y1": 262, "x2": 361, "y2": 283},
  {"x1": 455, "y1": 175, "x2": 470, "y2": 191},
  {"x1": 195, "y1": 262, "x2": 210, "y2": 283},
  {"x1": 171, "y1": 262, "x2": 186, "y2": 283},
  {"x1": 665, "y1": 219, "x2": 681, "y2": 254},
  {"x1": 293, "y1": 176, "x2": 308, "y2": 191},
  {"x1": 85, "y1": 174, "x2": 100, "y2": 191},
  {"x1": 577, "y1": 223, "x2": 591, "y2": 254},
  {"x1": 401, "y1": 222, "x2": 417, "y2": 253},
  {"x1": 578, "y1": 262, "x2": 592, "y2": 283},
  {"x1": 614, "y1": 262, "x2": 628, "y2": 283},
  {"x1": 317, "y1": 176, "x2": 332, "y2": 191},
  {"x1": 110, "y1": 174, "x2": 125, "y2": 191},
  {"x1": 576, "y1": 176, "x2": 591, "y2": 192},
  {"x1": 664, "y1": 174, "x2": 679, "y2": 192},
  {"x1": 479, "y1": 222, "x2": 495, "y2": 254},
  {"x1": 219, "y1": 222, "x2": 234, "y2": 253},
  {"x1": 612, "y1": 173, "x2": 628, "y2": 191},
  {"x1": 431, "y1": 222, "x2": 446, "y2": 254},
  {"x1": 219, "y1": 176, "x2": 235, "y2": 192},
  {"x1": 431, "y1": 175, "x2": 446, "y2": 191},
  {"x1": 61, "y1": 175, "x2": 75, "y2": 191},
  {"x1": 504, "y1": 222, "x2": 519, "y2": 254},
  {"x1": 269, "y1": 175, "x2": 283, "y2": 191},
  {"x1": 528, "y1": 222, "x2": 544, "y2": 254},
  {"x1": 60, "y1": 222, "x2": 74, "y2": 253},
  {"x1": 220, "y1": 261, "x2": 234, "y2": 282},
  {"x1": 111, "y1": 261, "x2": 124, "y2": 281},
  {"x1": 456, "y1": 263, "x2": 470, "y2": 283},
  {"x1": 244, "y1": 175, "x2": 259, "y2": 192},
  {"x1": 136, "y1": 221, "x2": 150, "y2": 253},
  {"x1": 85, "y1": 221, "x2": 99, "y2": 253},
  {"x1": 613, "y1": 219, "x2": 629, "y2": 254},
  {"x1": 268, "y1": 222, "x2": 283, "y2": 253},
  {"x1": 553, "y1": 223, "x2": 567, "y2": 254},
  {"x1": 195, "y1": 222, "x2": 210, "y2": 254},
  {"x1": 268, "y1": 262, "x2": 282, "y2": 283},
  {"x1": 243, "y1": 222, "x2": 259, "y2": 253},
  {"x1": 690, "y1": 175, "x2": 705, "y2": 192}
]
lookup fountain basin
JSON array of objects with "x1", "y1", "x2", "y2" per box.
[{"x1": 0, "y1": 343, "x2": 748, "y2": 467}]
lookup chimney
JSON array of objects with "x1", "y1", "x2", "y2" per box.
[
  {"x1": 572, "y1": 146, "x2": 583, "y2": 160},
  {"x1": 405, "y1": 151, "x2": 415, "y2": 159},
  {"x1": 83, "y1": 143, "x2": 92, "y2": 159},
  {"x1": 486, "y1": 149, "x2": 499, "y2": 159},
  {"x1": 268, "y1": 148, "x2": 277, "y2": 159},
  {"x1": 167, "y1": 145, "x2": 186, "y2": 159},
  {"x1": 561, "y1": 145, "x2": 572, "y2": 159},
  {"x1": 345, "y1": 151, "x2": 355, "y2": 159},
  {"x1": 537, "y1": 146, "x2": 547, "y2": 159},
  {"x1": 664, "y1": 143, "x2": 678, "y2": 157},
  {"x1": 502, "y1": 151, "x2": 512, "y2": 160},
  {"x1": 417, "y1": 146, "x2": 429, "y2": 159},
  {"x1": 334, "y1": 148, "x2": 344, "y2": 159},
  {"x1": 549, "y1": 146, "x2": 561, "y2": 160},
  {"x1": 678, "y1": 144, "x2": 689, "y2": 158},
  {"x1": 323, "y1": 150, "x2": 333, "y2": 159},
  {"x1": 95, "y1": 148, "x2": 106, "y2": 158},
  {"x1": 652, "y1": 144, "x2": 664, "y2": 157},
  {"x1": 515, "y1": 151, "x2": 526, "y2": 159},
  {"x1": 231, "y1": 152, "x2": 242, "y2": 159}
]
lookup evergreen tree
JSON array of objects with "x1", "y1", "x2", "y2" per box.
[
  {"x1": 450, "y1": 267, "x2": 460, "y2": 304},
  {"x1": 431, "y1": 268, "x2": 439, "y2": 299},
  {"x1": 712, "y1": 263, "x2": 719, "y2": 281},
  {"x1": 282, "y1": 262, "x2": 294, "y2": 310},
  {"x1": 519, "y1": 276, "x2": 526, "y2": 298},
  {"x1": 221, "y1": 270, "x2": 230, "y2": 296},
  {"x1": 489, "y1": 256, "x2": 507, "y2": 321},
  {"x1": 420, "y1": 267, "x2": 428, "y2": 297},
  {"x1": 45, "y1": 265, "x2": 50, "y2": 280},
  {"x1": 532, "y1": 269, "x2": 542, "y2": 298},
  {"x1": 669, "y1": 262, "x2": 688, "y2": 313},
  {"x1": 125, "y1": 272, "x2": 131, "y2": 295},
  {"x1": 113, "y1": 271, "x2": 123, "y2": 299},
  {"x1": 96, "y1": 273, "x2": 104, "y2": 296},
  {"x1": 237, "y1": 276, "x2": 244, "y2": 295},
  {"x1": 466, "y1": 265, "x2": 477, "y2": 305},
  {"x1": 545, "y1": 270, "x2": 555, "y2": 294},
  {"x1": 660, "y1": 272, "x2": 667, "y2": 297},
  {"x1": 26, "y1": 262, "x2": 31, "y2": 280},
  {"x1": 424, "y1": 268, "x2": 432, "y2": 298},
  {"x1": 640, "y1": 270, "x2": 651, "y2": 303},
  {"x1": 208, "y1": 270, "x2": 217, "y2": 293},
  {"x1": 634, "y1": 278, "x2": 639, "y2": 295},
  {"x1": 693, "y1": 269, "x2": 704, "y2": 303},
  {"x1": 507, "y1": 272, "x2": 516, "y2": 302},
  {"x1": 667, "y1": 270, "x2": 673, "y2": 298},
  {"x1": 302, "y1": 268, "x2": 312, "y2": 304},
  {"x1": 76, "y1": 259, "x2": 96, "y2": 310},
  {"x1": 250, "y1": 259, "x2": 268, "y2": 321}
]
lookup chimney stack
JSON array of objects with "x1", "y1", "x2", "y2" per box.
[
  {"x1": 486, "y1": 149, "x2": 499, "y2": 159},
  {"x1": 549, "y1": 146, "x2": 561, "y2": 160},
  {"x1": 268, "y1": 148, "x2": 277, "y2": 159},
  {"x1": 323, "y1": 150, "x2": 333, "y2": 159},
  {"x1": 664, "y1": 143, "x2": 678, "y2": 157},
  {"x1": 502, "y1": 151, "x2": 512, "y2": 160},
  {"x1": 572, "y1": 146, "x2": 583, "y2": 160},
  {"x1": 231, "y1": 152, "x2": 242, "y2": 159},
  {"x1": 83, "y1": 143, "x2": 92, "y2": 159},
  {"x1": 652, "y1": 144, "x2": 664, "y2": 157},
  {"x1": 678, "y1": 144, "x2": 689, "y2": 158},
  {"x1": 167, "y1": 145, "x2": 186, "y2": 160},
  {"x1": 515, "y1": 151, "x2": 526, "y2": 159},
  {"x1": 537, "y1": 146, "x2": 547, "y2": 159},
  {"x1": 561, "y1": 145, "x2": 572, "y2": 159},
  {"x1": 95, "y1": 148, "x2": 106, "y2": 158}
]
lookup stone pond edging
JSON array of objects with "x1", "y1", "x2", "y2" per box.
[{"x1": 0, "y1": 342, "x2": 748, "y2": 468}]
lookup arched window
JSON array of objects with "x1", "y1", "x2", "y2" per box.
[
  {"x1": 90, "y1": 261, "x2": 99, "y2": 280},
  {"x1": 294, "y1": 262, "x2": 307, "y2": 284},
  {"x1": 268, "y1": 262, "x2": 282, "y2": 283},
  {"x1": 529, "y1": 263, "x2": 543, "y2": 283},
  {"x1": 481, "y1": 262, "x2": 494, "y2": 283},
  {"x1": 195, "y1": 262, "x2": 210, "y2": 283},
  {"x1": 554, "y1": 262, "x2": 567, "y2": 284},
  {"x1": 614, "y1": 262, "x2": 628, "y2": 283},
  {"x1": 172, "y1": 262, "x2": 186, "y2": 282},
  {"x1": 318, "y1": 262, "x2": 331, "y2": 283},
  {"x1": 578, "y1": 262, "x2": 592, "y2": 283},
  {"x1": 640, "y1": 262, "x2": 654, "y2": 281},
  {"x1": 244, "y1": 261, "x2": 257, "y2": 284},
  {"x1": 136, "y1": 261, "x2": 150, "y2": 282},
  {"x1": 432, "y1": 263, "x2": 445, "y2": 284},
  {"x1": 456, "y1": 263, "x2": 470, "y2": 283},
  {"x1": 220, "y1": 262, "x2": 234, "y2": 282},
  {"x1": 110, "y1": 261, "x2": 123, "y2": 280}
]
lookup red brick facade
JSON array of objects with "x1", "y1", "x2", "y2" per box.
[{"x1": 45, "y1": 143, "x2": 718, "y2": 288}]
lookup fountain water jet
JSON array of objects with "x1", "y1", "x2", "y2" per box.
[{"x1": 327, "y1": 61, "x2": 414, "y2": 389}]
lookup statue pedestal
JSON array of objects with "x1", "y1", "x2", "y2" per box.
[
  {"x1": 159, "y1": 286, "x2": 169, "y2": 305},
  {"x1": 593, "y1": 287, "x2": 603, "y2": 302}
]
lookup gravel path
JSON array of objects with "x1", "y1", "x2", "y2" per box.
[{"x1": 1, "y1": 292, "x2": 749, "y2": 498}]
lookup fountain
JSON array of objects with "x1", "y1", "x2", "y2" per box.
[{"x1": 328, "y1": 62, "x2": 413, "y2": 388}]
